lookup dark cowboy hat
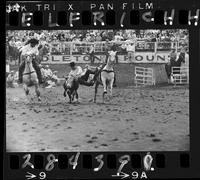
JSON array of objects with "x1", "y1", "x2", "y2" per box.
[
  {"x1": 69, "y1": 61, "x2": 75, "y2": 67},
  {"x1": 25, "y1": 38, "x2": 39, "y2": 45}
]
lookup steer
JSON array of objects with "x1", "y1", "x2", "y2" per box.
[{"x1": 63, "y1": 75, "x2": 79, "y2": 103}]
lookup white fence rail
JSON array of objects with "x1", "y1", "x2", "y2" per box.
[
  {"x1": 134, "y1": 66, "x2": 155, "y2": 87},
  {"x1": 171, "y1": 67, "x2": 189, "y2": 85},
  {"x1": 44, "y1": 41, "x2": 183, "y2": 56}
]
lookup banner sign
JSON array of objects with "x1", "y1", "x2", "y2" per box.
[{"x1": 42, "y1": 52, "x2": 170, "y2": 64}]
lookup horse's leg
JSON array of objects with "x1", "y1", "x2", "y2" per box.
[
  {"x1": 23, "y1": 83, "x2": 29, "y2": 96},
  {"x1": 35, "y1": 83, "x2": 41, "y2": 101},
  {"x1": 109, "y1": 74, "x2": 115, "y2": 99},
  {"x1": 71, "y1": 91, "x2": 75, "y2": 102},
  {"x1": 94, "y1": 82, "x2": 100, "y2": 103},
  {"x1": 75, "y1": 90, "x2": 79, "y2": 103},
  {"x1": 63, "y1": 82, "x2": 67, "y2": 97},
  {"x1": 68, "y1": 93, "x2": 72, "y2": 103},
  {"x1": 101, "y1": 75, "x2": 107, "y2": 103}
]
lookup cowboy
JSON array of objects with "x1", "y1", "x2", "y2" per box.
[
  {"x1": 89, "y1": 44, "x2": 95, "y2": 64},
  {"x1": 126, "y1": 40, "x2": 135, "y2": 63},
  {"x1": 44, "y1": 65, "x2": 53, "y2": 78},
  {"x1": 67, "y1": 62, "x2": 97, "y2": 86},
  {"x1": 51, "y1": 71, "x2": 60, "y2": 85},
  {"x1": 6, "y1": 60, "x2": 10, "y2": 78},
  {"x1": 18, "y1": 38, "x2": 43, "y2": 84},
  {"x1": 7, "y1": 71, "x2": 15, "y2": 88}
]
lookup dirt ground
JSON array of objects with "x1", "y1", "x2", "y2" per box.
[{"x1": 6, "y1": 84, "x2": 189, "y2": 152}]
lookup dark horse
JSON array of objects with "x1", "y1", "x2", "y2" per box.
[
  {"x1": 63, "y1": 75, "x2": 79, "y2": 103},
  {"x1": 165, "y1": 51, "x2": 185, "y2": 79}
]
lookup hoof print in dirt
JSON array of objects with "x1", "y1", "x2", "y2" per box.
[
  {"x1": 147, "y1": 134, "x2": 156, "y2": 137},
  {"x1": 72, "y1": 145, "x2": 80, "y2": 147},
  {"x1": 152, "y1": 138, "x2": 161, "y2": 142},
  {"x1": 91, "y1": 136, "x2": 98, "y2": 140},
  {"x1": 101, "y1": 143, "x2": 108, "y2": 147}
]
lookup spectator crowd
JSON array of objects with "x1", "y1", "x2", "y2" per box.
[{"x1": 6, "y1": 29, "x2": 189, "y2": 59}]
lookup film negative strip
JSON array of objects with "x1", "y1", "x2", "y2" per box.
[{"x1": 4, "y1": 0, "x2": 200, "y2": 179}]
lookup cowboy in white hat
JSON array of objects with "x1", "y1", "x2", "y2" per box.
[{"x1": 18, "y1": 38, "x2": 43, "y2": 84}]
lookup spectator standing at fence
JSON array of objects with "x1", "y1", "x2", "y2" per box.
[
  {"x1": 96, "y1": 33, "x2": 102, "y2": 41},
  {"x1": 114, "y1": 32, "x2": 124, "y2": 41},
  {"x1": 182, "y1": 48, "x2": 189, "y2": 68},
  {"x1": 165, "y1": 49, "x2": 178, "y2": 81},
  {"x1": 126, "y1": 40, "x2": 135, "y2": 64},
  {"x1": 104, "y1": 39, "x2": 112, "y2": 63},
  {"x1": 6, "y1": 60, "x2": 10, "y2": 78},
  {"x1": 89, "y1": 44, "x2": 95, "y2": 64}
]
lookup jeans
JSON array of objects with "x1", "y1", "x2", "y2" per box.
[{"x1": 19, "y1": 59, "x2": 42, "y2": 83}]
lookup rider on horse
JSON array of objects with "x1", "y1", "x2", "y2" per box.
[
  {"x1": 67, "y1": 61, "x2": 98, "y2": 86},
  {"x1": 18, "y1": 38, "x2": 43, "y2": 84},
  {"x1": 95, "y1": 43, "x2": 117, "y2": 86}
]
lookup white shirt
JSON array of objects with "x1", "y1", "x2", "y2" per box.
[
  {"x1": 69, "y1": 66, "x2": 84, "y2": 78},
  {"x1": 6, "y1": 64, "x2": 10, "y2": 73},
  {"x1": 114, "y1": 35, "x2": 123, "y2": 41},
  {"x1": 41, "y1": 68, "x2": 46, "y2": 77},
  {"x1": 41, "y1": 68, "x2": 53, "y2": 78},
  {"x1": 20, "y1": 44, "x2": 39, "y2": 56},
  {"x1": 89, "y1": 46, "x2": 94, "y2": 53},
  {"x1": 109, "y1": 51, "x2": 117, "y2": 57},
  {"x1": 45, "y1": 68, "x2": 53, "y2": 77},
  {"x1": 126, "y1": 44, "x2": 135, "y2": 52}
]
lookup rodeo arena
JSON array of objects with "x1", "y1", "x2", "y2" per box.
[{"x1": 6, "y1": 29, "x2": 189, "y2": 152}]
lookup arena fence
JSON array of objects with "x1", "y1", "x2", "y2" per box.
[
  {"x1": 46, "y1": 41, "x2": 182, "y2": 56},
  {"x1": 134, "y1": 66, "x2": 155, "y2": 87},
  {"x1": 6, "y1": 41, "x2": 187, "y2": 62},
  {"x1": 171, "y1": 67, "x2": 189, "y2": 85}
]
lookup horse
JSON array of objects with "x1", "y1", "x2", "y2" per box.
[
  {"x1": 93, "y1": 51, "x2": 116, "y2": 103},
  {"x1": 22, "y1": 54, "x2": 41, "y2": 101},
  {"x1": 165, "y1": 52, "x2": 185, "y2": 81},
  {"x1": 63, "y1": 75, "x2": 79, "y2": 103}
]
